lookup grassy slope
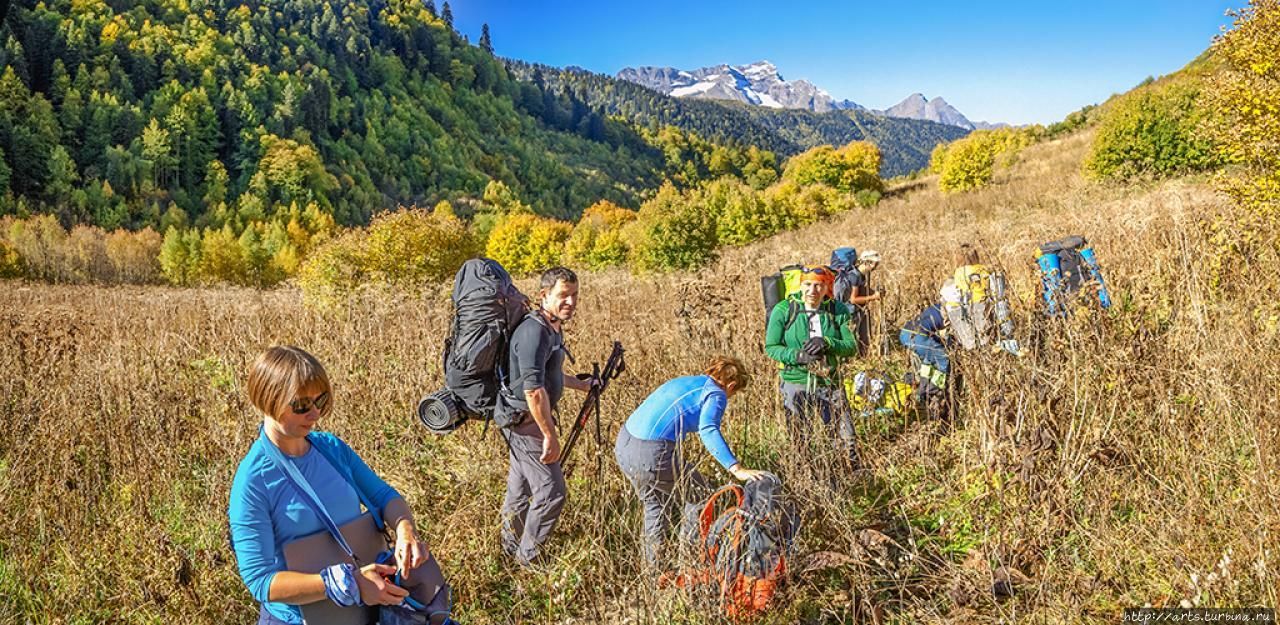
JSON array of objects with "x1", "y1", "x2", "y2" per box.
[{"x1": 1, "y1": 130, "x2": 1277, "y2": 624}]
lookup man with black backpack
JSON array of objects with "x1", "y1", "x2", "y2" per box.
[{"x1": 495, "y1": 266, "x2": 596, "y2": 568}]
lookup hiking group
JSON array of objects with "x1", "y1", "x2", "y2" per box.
[{"x1": 226, "y1": 235, "x2": 1111, "y2": 624}]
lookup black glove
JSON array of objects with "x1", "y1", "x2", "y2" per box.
[
  {"x1": 802, "y1": 336, "x2": 828, "y2": 356},
  {"x1": 795, "y1": 350, "x2": 818, "y2": 365}
]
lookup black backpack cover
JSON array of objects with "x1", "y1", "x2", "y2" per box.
[{"x1": 418, "y1": 258, "x2": 529, "y2": 434}]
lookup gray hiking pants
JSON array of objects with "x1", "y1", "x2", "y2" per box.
[
  {"x1": 614, "y1": 425, "x2": 710, "y2": 564},
  {"x1": 500, "y1": 429, "x2": 567, "y2": 565},
  {"x1": 781, "y1": 382, "x2": 860, "y2": 466}
]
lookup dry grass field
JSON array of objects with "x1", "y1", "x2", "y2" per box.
[{"x1": 3, "y1": 130, "x2": 1278, "y2": 624}]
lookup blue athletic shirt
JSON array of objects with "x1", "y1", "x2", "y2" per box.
[
  {"x1": 228, "y1": 431, "x2": 401, "y2": 624},
  {"x1": 622, "y1": 375, "x2": 739, "y2": 470}
]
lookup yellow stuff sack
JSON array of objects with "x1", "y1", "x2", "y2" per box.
[{"x1": 846, "y1": 372, "x2": 915, "y2": 416}]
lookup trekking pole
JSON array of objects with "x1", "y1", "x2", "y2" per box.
[{"x1": 562, "y1": 341, "x2": 625, "y2": 475}]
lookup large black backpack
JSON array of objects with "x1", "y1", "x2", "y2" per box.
[
  {"x1": 828, "y1": 246, "x2": 858, "y2": 305},
  {"x1": 418, "y1": 258, "x2": 529, "y2": 434}
]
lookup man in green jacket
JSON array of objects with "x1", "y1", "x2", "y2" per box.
[{"x1": 764, "y1": 265, "x2": 860, "y2": 468}]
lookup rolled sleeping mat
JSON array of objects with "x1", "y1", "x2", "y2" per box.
[
  {"x1": 761, "y1": 273, "x2": 783, "y2": 322},
  {"x1": 989, "y1": 272, "x2": 1015, "y2": 338},
  {"x1": 1039, "y1": 235, "x2": 1086, "y2": 255},
  {"x1": 1035, "y1": 251, "x2": 1063, "y2": 315},
  {"x1": 1078, "y1": 246, "x2": 1112, "y2": 309},
  {"x1": 417, "y1": 389, "x2": 464, "y2": 435}
]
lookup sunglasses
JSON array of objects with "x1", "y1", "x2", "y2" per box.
[
  {"x1": 801, "y1": 266, "x2": 833, "y2": 277},
  {"x1": 289, "y1": 391, "x2": 330, "y2": 415}
]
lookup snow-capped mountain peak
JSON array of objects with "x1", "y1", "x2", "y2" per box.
[
  {"x1": 617, "y1": 61, "x2": 861, "y2": 113},
  {"x1": 616, "y1": 62, "x2": 997, "y2": 130}
]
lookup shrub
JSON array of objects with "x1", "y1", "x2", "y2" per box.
[
  {"x1": 485, "y1": 212, "x2": 572, "y2": 276},
  {"x1": 701, "y1": 177, "x2": 783, "y2": 247},
  {"x1": 1084, "y1": 79, "x2": 1220, "y2": 181},
  {"x1": 297, "y1": 229, "x2": 370, "y2": 306},
  {"x1": 1047, "y1": 104, "x2": 1098, "y2": 138},
  {"x1": 766, "y1": 180, "x2": 860, "y2": 228},
  {"x1": 159, "y1": 226, "x2": 201, "y2": 286},
  {"x1": 938, "y1": 136, "x2": 998, "y2": 193},
  {"x1": 64, "y1": 225, "x2": 110, "y2": 283},
  {"x1": 565, "y1": 200, "x2": 636, "y2": 269},
  {"x1": 854, "y1": 189, "x2": 882, "y2": 208},
  {"x1": 0, "y1": 239, "x2": 21, "y2": 278},
  {"x1": 196, "y1": 225, "x2": 249, "y2": 285},
  {"x1": 626, "y1": 182, "x2": 718, "y2": 272},
  {"x1": 782, "y1": 141, "x2": 885, "y2": 194},
  {"x1": 1203, "y1": 0, "x2": 1280, "y2": 214},
  {"x1": 363, "y1": 208, "x2": 479, "y2": 287},
  {"x1": 104, "y1": 227, "x2": 162, "y2": 284},
  {"x1": 5, "y1": 215, "x2": 70, "y2": 282},
  {"x1": 935, "y1": 128, "x2": 1038, "y2": 193}
]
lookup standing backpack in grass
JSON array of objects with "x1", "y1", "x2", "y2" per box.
[
  {"x1": 417, "y1": 258, "x2": 529, "y2": 434},
  {"x1": 1035, "y1": 235, "x2": 1111, "y2": 316},
  {"x1": 678, "y1": 473, "x2": 799, "y2": 620}
]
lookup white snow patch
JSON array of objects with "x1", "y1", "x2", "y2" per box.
[
  {"x1": 671, "y1": 82, "x2": 717, "y2": 97},
  {"x1": 756, "y1": 91, "x2": 784, "y2": 108}
]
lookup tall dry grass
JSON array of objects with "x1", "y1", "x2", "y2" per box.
[{"x1": 2, "y1": 130, "x2": 1277, "y2": 624}]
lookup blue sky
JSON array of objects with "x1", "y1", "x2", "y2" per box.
[{"x1": 451, "y1": 1, "x2": 1238, "y2": 125}]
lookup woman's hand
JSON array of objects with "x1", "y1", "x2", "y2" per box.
[
  {"x1": 395, "y1": 525, "x2": 432, "y2": 572},
  {"x1": 356, "y1": 562, "x2": 409, "y2": 605}
]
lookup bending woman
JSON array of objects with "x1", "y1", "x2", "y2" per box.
[
  {"x1": 228, "y1": 346, "x2": 436, "y2": 625},
  {"x1": 614, "y1": 355, "x2": 766, "y2": 565}
]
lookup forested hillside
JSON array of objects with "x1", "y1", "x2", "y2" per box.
[
  {"x1": 0, "y1": 0, "x2": 727, "y2": 229},
  {"x1": 511, "y1": 62, "x2": 970, "y2": 177}
]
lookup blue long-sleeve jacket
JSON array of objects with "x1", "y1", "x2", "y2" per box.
[
  {"x1": 228, "y1": 431, "x2": 401, "y2": 624},
  {"x1": 904, "y1": 304, "x2": 947, "y2": 341},
  {"x1": 623, "y1": 375, "x2": 739, "y2": 470}
]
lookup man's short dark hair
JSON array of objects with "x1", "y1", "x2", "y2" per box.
[{"x1": 539, "y1": 266, "x2": 578, "y2": 291}]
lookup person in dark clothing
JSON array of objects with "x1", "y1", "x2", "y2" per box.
[
  {"x1": 845, "y1": 250, "x2": 882, "y2": 355},
  {"x1": 899, "y1": 304, "x2": 951, "y2": 398},
  {"x1": 497, "y1": 266, "x2": 595, "y2": 567}
]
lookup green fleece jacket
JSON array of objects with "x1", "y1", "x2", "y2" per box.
[{"x1": 764, "y1": 294, "x2": 857, "y2": 386}]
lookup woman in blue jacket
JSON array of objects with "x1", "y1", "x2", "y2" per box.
[
  {"x1": 228, "y1": 346, "x2": 434, "y2": 624},
  {"x1": 614, "y1": 355, "x2": 766, "y2": 564}
]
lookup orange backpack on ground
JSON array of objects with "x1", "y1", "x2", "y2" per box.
[{"x1": 675, "y1": 474, "x2": 799, "y2": 620}]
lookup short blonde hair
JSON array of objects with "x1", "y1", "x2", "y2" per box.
[
  {"x1": 247, "y1": 346, "x2": 333, "y2": 420},
  {"x1": 705, "y1": 355, "x2": 751, "y2": 395}
]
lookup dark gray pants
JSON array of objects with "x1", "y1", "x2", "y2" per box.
[
  {"x1": 781, "y1": 381, "x2": 860, "y2": 466},
  {"x1": 614, "y1": 426, "x2": 709, "y2": 564},
  {"x1": 500, "y1": 429, "x2": 567, "y2": 565}
]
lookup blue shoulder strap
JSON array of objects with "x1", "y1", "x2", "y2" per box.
[
  {"x1": 258, "y1": 426, "x2": 358, "y2": 560},
  {"x1": 308, "y1": 435, "x2": 386, "y2": 531}
]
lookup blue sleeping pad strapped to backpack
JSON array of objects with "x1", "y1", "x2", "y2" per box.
[{"x1": 1037, "y1": 236, "x2": 1111, "y2": 316}]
